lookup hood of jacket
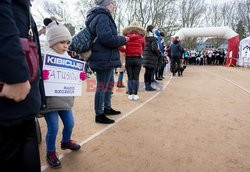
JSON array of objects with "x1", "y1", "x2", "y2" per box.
[
  {"x1": 122, "y1": 23, "x2": 146, "y2": 36},
  {"x1": 173, "y1": 39, "x2": 179, "y2": 44},
  {"x1": 154, "y1": 29, "x2": 161, "y2": 37},
  {"x1": 126, "y1": 33, "x2": 144, "y2": 40},
  {"x1": 85, "y1": 6, "x2": 112, "y2": 26}
]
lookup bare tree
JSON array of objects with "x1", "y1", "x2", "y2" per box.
[
  {"x1": 237, "y1": 0, "x2": 250, "y2": 36},
  {"x1": 205, "y1": 3, "x2": 223, "y2": 27},
  {"x1": 41, "y1": 1, "x2": 76, "y2": 35},
  {"x1": 158, "y1": 7, "x2": 179, "y2": 45},
  {"x1": 113, "y1": 0, "x2": 177, "y2": 42},
  {"x1": 35, "y1": 0, "x2": 249, "y2": 49},
  {"x1": 221, "y1": 2, "x2": 238, "y2": 31},
  {"x1": 132, "y1": 0, "x2": 175, "y2": 28},
  {"x1": 75, "y1": 0, "x2": 93, "y2": 19},
  {"x1": 31, "y1": 6, "x2": 47, "y2": 26},
  {"x1": 178, "y1": 0, "x2": 206, "y2": 49},
  {"x1": 179, "y1": 0, "x2": 206, "y2": 28},
  {"x1": 42, "y1": 1, "x2": 64, "y2": 22}
]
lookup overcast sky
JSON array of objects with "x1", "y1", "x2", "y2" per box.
[
  {"x1": 31, "y1": 0, "x2": 234, "y2": 27},
  {"x1": 32, "y1": 0, "x2": 229, "y2": 4}
]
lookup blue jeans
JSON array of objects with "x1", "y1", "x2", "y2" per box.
[
  {"x1": 118, "y1": 72, "x2": 124, "y2": 83},
  {"x1": 95, "y1": 69, "x2": 114, "y2": 115},
  {"x1": 44, "y1": 110, "x2": 74, "y2": 152}
]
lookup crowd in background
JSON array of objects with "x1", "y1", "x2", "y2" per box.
[{"x1": 183, "y1": 48, "x2": 227, "y2": 65}]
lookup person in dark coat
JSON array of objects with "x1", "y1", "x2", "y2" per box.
[
  {"x1": 142, "y1": 25, "x2": 160, "y2": 91},
  {"x1": 85, "y1": 0, "x2": 128, "y2": 124},
  {"x1": 170, "y1": 36, "x2": 184, "y2": 76},
  {"x1": 0, "y1": 0, "x2": 43, "y2": 171}
]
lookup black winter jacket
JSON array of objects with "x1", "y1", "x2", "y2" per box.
[
  {"x1": 85, "y1": 6, "x2": 126, "y2": 71},
  {"x1": 142, "y1": 36, "x2": 159, "y2": 68},
  {"x1": 0, "y1": 0, "x2": 43, "y2": 125}
]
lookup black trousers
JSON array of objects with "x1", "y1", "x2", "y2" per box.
[
  {"x1": 0, "y1": 118, "x2": 41, "y2": 172},
  {"x1": 126, "y1": 57, "x2": 142, "y2": 95},
  {"x1": 171, "y1": 57, "x2": 181, "y2": 75},
  {"x1": 158, "y1": 63, "x2": 166, "y2": 77},
  {"x1": 144, "y1": 67, "x2": 155, "y2": 87}
]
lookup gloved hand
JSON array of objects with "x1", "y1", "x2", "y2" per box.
[
  {"x1": 80, "y1": 71, "x2": 87, "y2": 81},
  {"x1": 42, "y1": 69, "x2": 50, "y2": 80}
]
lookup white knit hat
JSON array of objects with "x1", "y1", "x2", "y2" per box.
[{"x1": 46, "y1": 21, "x2": 72, "y2": 47}]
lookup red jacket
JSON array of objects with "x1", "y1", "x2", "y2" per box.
[{"x1": 123, "y1": 33, "x2": 145, "y2": 57}]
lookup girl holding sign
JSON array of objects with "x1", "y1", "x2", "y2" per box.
[{"x1": 41, "y1": 18, "x2": 87, "y2": 169}]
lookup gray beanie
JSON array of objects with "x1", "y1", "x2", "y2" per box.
[
  {"x1": 95, "y1": 0, "x2": 114, "y2": 6},
  {"x1": 46, "y1": 21, "x2": 72, "y2": 47}
]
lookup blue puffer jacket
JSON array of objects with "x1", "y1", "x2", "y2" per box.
[
  {"x1": 85, "y1": 6, "x2": 126, "y2": 71},
  {"x1": 154, "y1": 29, "x2": 164, "y2": 54}
]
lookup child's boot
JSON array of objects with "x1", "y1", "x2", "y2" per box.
[
  {"x1": 61, "y1": 140, "x2": 81, "y2": 151},
  {"x1": 47, "y1": 151, "x2": 61, "y2": 168}
]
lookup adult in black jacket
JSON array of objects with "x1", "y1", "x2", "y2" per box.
[
  {"x1": 143, "y1": 25, "x2": 159, "y2": 91},
  {"x1": 170, "y1": 36, "x2": 184, "y2": 76},
  {"x1": 0, "y1": 0, "x2": 42, "y2": 171},
  {"x1": 85, "y1": 0, "x2": 127, "y2": 124}
]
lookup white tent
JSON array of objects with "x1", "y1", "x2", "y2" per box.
[{"x1": 237, "y1": 36, "x2": 250, "y2": 67}]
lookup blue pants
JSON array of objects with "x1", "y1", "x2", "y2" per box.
[
  {"x1": 44, "y1": 110, "x2": 74, "y2": 152},
  {"x1": 95, "y1": 69, "x2": 114, "y2": 115},
  {"x1": 118, "y1": 72, "x2": 124, "y2": 83}
]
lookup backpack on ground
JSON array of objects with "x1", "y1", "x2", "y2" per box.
[{"x1": 68, "y1": 27, "x2": 97, "y2": 60}]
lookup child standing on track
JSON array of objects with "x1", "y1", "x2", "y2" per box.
[
  {"x1": 122, "y1": 21, "x2": 146, "y2": 100},
  {"x1": 41, "y1": 19, "x2": 87, "y2": 169}
]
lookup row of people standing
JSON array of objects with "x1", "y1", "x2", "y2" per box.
[{"x1": 118, "y1": 24, "x2": 169, "y2": 101}]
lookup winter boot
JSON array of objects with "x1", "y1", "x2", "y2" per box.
[
  {"x1": 95, "y1": 114, "x2": 115, "y2": 124},
  {"x1": 61, "y1": 140, "x2": 81, "y2": 151},
  {"x1": 47, "y1": 151, "x2": 61, "y2": 169}
]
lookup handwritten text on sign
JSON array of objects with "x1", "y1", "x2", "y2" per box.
[{"x1": 43, "y1": 54, "x2": 85, "y2": 96}]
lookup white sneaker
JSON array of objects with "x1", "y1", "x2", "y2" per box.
[
  {"x1": 133, "y1": 94, "x2": 139, "y2": 100},
  {"x1": 128, "y1": 95, "x2": 133, "y2": 100}
]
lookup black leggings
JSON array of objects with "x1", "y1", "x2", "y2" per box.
[
  {"x1": 0, "y1": 119, "x2": 41, "y2": 172},
  {"x1": 144, "y1": 67, "x2": 154, "y2": 85},
  {"x1": 126, "y1": 57, "x2": 142, "y2": 95}
]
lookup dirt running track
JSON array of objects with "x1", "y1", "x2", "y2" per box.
[{"x1": 39, "y1": 66, "x2": 250, "y2": 172}]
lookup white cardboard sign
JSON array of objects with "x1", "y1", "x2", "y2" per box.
[{"x1": 43, "y1": 53, "x2": 85, "y2": 96}]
